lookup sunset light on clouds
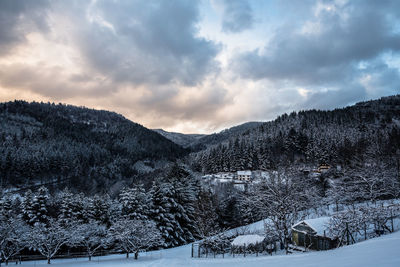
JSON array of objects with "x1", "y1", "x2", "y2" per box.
[{"x1": 0, "y1": 0, "x2": 399, "y2": 133}]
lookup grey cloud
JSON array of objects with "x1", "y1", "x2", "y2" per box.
[
  {"x1": 0, "y1": 63, "x2": 115, "y2": 100},
  {"x1": 302, "y1": 86, "x2": 368, "y2": 111},
  {"x1": 358, "y1": 59, "x2": 400, "y2": 98},
  {"x1": 232, "y1": 1, "x2": 400, "y2": 84},
  {"x1": 139, "y1": 86, "x2": 229, "y2": 121},
  {"x1": 0, "y1": 0, "x2": 226, "y2": 132},
  {"x1": 0, "y1": 0, "x2": 49, "y2": 55},
  {"x1": 221, "y1": 0, "x2": 254, "y2": 33},
  {"x1": 72, "y1": 0, "x2": 220, "y2": 87},
  {"x1": 230, "y1": 0, "x2": 400, "y2": 113}
]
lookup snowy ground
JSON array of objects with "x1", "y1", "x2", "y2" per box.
[
  {"x1": 18, "y1": 200, "x2": 400, "y2": 266},
  {"x1": 19, "y1": 230, "x2": 400, "y2": 267}
]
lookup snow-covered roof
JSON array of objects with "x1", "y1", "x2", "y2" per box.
[
  {"x1": 231, "y1": 234, "x2": 265, "y2": 246},
  {"x1": 292, "y1": 217, "x2": 332, "y2": 237},
  {"x1": 237, "y1": 171, "x2": 252, "y2": 175}
]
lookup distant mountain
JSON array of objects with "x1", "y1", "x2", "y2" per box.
[
  {"x1": 191, "y1": 95, "x2": 400, "y2": 173},
  {"x1": 191, "y1": 122, "x2": 264, "y2": 151},
  {"x1": 0, "y1": 101, "x2": 187, "y2": 194},
  {"x1": 152, "y1": 129, "x2": 205, "y2": 148},
  {"x1": 153, "y1": 122, "x2": 264, "y2": 150}
]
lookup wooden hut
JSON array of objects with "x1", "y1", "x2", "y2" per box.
[{"x1": 292, "y1": 217, "x2": 338, "y2": 251}]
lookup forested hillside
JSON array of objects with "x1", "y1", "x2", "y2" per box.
[
  {"x1": 192, "y1": 95, "x2": 400, "y2": 173},
  {"x1": 0, "y1": 101, "x2": 187, "y2": 193},
  {"x1": 153, "y1": 129, "x2": 205, "y2": 148},
  {"x1": 190, "y1": 121, "x2": 264, "y2": 151},
  {"x1": 154, "y1": 122, "x2": 263, "y2": 150}
]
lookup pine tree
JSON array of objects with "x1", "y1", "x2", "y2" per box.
[
  {"x1": 195, "y1": 189, "x2": 219, "y2": 237},
  {"x1": 119, "y1": 184, "x2": 149, "y2": 220},
  {"x1": 21, "y1": 190, "x2": 35, "y2": 225},
  {"x1": 0, "y1": 195, "x2": 13, "y2": 219},
  {"x1": 87, "y1": 194, "x2": 114, "y2": 226},
  {"x1": 150, "y1": 179, "x2": 184, "y2": 247},
  {"x1": 58, "y1": 189, "x2": 86, "y2": 225},
  {"x1": 30, "y1": 186, "x2": 50, "y2": 226}
]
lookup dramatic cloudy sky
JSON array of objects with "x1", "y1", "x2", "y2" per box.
[{"x1": 0, "y1": 0, "x2": 399, "y2": 133}]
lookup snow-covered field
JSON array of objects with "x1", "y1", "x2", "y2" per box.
[{"x1": 19, "y1": 230, "x2": 400, "y2": 267}]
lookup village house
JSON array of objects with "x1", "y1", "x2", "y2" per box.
[
  {"x1": 291, "y1": 217, "x2": 338, "y2": 251},
  {"x1": 236, "y1": 170, "x2": 252, "y2": 181},
  {"x1": 317, "y1": 164, "x2": 331, "y2": 173}
]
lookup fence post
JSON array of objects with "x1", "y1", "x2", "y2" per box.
[
  {"x1": 256, "y1": 242, "x2": 258, "y2": 257},
  {"x1": 364, "y1": 223, "x2": 367, "y2": 240},
  {"x1": 191, "y1": 243, "x2": 194, "y2": 258},
  {"x1": 391, "y1": 209, "x2": 394, "y2": 232}
]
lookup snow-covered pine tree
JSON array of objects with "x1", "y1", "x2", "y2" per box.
[
  {"x1": 25, "y1": 187, "x2": 49, "y2": 226},
  {"x1": 195, "y1": 189, "x2": 220, "y2": 238},
  {"x1": 21, "y1": 190, "x2": 35, "y2": 225},
  {"x1": 119, "y1": 184, "x2": 149, "y2": 220},
  {"x1": 0, "y1": 194, "x2": 13, "y2": 219},
  {"x1": 58, "y1": 189, "x2": 86, "y2": 225},
  {"x1": 87, "y1": 194, "x2": 114, "y2": 226},
  {"x1": 173, "y1": 173, "x2": 200, "y2": 243},
  {"x1": 150, "y1": 179, "x2": 184, "y2": 247}
]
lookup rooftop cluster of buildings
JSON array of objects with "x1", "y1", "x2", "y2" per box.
[{"x1": 201, "y1": 170, "x2": 270, "y2": 191}]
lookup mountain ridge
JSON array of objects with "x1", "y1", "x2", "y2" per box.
[{"x1": 0, "y1": 100, "x2": 187, "y2": 194}]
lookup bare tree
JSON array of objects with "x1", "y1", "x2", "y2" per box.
[
  {"x1": 110, "y1": 219, "x2": 162, "y2": 260},
  {"x1": 242, "y1": 172, "x2": 312, "y2": 253},
  {"x1": 0, "y1": 218, "x2": 27, "y2": 265},
  {"x1": 26, "y1": 219, "x2": 76, "y2": 264},
  {"x1": 76, "y1": 222, "x2": 111, "y2": 261}
]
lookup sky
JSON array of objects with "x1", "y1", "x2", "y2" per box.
[{"x1": 0, "y1": 0, "x2": 399, "y2": 134}]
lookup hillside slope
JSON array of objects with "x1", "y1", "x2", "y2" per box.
[
  {"x1": 154, "y1": 122, "x2": 263, "y2": 150},
  {"x1": 190, "y1": 121, "x2": 264, "y2": 151},
  {"x1": 0, "y1": 101, "x2": 187, "y2": 193},
  {"x1": 153, "y1": 129, "x2": 205, "y2": 148},
  {"x1": 18, "y1": 226, "x2": 400, "y2": 266},
  {"x1": 192, "y1": 95, "x2": 400, "y2": 173}
]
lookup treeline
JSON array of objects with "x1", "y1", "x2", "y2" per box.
[
  {"x1": 0, "y1": 100, "x2": 187, "y2": 193},
  {"x1": 0, "y1": 165, "x2": 227, "y2": 264},
  {"x1": 192, "y1": 95, "x2": 400, "y2": 173},
  {"x1": 1, "y1": 163, "x2": 399, "y2": 263}
]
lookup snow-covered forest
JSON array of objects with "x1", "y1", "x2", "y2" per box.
[
  {"x1": 1, "y1": 163, "x2": 400, "y2": 264},
  {"x1": 0, "y1": 101, "x2": 186, "y2": 194},
  {"x1": 0, "y1": 95, "x2": 400, "y2": 265},
  {"x1": 191, "y1": 95, "x2": 400, "y2": 173}
]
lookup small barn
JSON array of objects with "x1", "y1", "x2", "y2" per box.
[{"x1": 292, "y1": 217, "x2": 338, "y2": 251}]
